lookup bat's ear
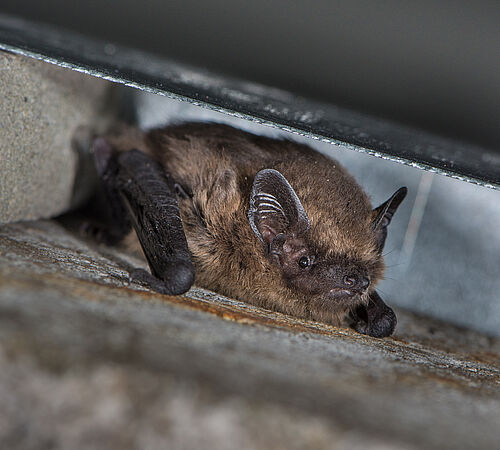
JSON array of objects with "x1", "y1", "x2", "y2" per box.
[
  {"x1": 92, "y1": 137, "x2": 115, "y2": 176},
  {"x1": 372, "y1": 187, "x2": 407, "y2": 251},
  {"x1": 248, "y1": 169, "x2": 310, "y2": 246}
]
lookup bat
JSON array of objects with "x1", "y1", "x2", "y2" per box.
[{"x1": 86, "y1": 122, "x2": 407, "y2": 338}]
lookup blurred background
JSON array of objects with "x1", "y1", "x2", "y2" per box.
[{"x1": 2, "y1": 0, "x2": 500, "y2": 151}]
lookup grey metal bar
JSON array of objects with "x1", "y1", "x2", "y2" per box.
[{"x1": 1, "y1": 14, "x2": 498, "y2": 190}]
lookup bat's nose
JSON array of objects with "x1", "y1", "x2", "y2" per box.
[
  {"x1": 359, "y1": 276, "x2": 371, "y2": 290},
  {"x1": 342, "y1": 274, "x2": 370, "y2": 292}
]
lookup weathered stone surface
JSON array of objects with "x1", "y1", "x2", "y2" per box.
[
  {"x1": 0, "y1": 52, "x2": 109, "y2": 224},
  {"x1": 0, "y1": 219, "x2": 499, "y2": 449}
]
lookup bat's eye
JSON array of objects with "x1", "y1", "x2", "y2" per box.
[{"x1": 298, "y1": 256, "x2": 310, "y2": 269}]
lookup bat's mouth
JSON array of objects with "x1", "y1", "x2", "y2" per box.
[
  {"x1": 328, "y1": 288, "x2": 357, "y2": 299},
  {"x1": 309, "y1": 288, "x2": 364, "y2": 313}
]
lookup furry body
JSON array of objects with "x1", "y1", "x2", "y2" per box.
[{"x1": 101, "y1": 123, "x2": 395, "y2": 328}]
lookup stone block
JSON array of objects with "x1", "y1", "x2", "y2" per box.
[{"x1": 0, "y1": 51, "x2": 109, "y2": 223}]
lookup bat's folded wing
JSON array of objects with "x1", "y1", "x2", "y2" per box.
[{"x1": 100, "y1": 147, "x2": 195, "y2": 295}]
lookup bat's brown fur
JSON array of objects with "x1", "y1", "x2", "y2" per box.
[{"x1": 106, "y1": 123, "x2": 386, "y2": 326}]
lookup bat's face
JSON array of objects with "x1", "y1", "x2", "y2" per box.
[
  {"x1": 248, "y1": 169, "x2": 407, "y2": 308},
  {"x1": 269, "y1": 236, "x2": 374, "y2": 303}
]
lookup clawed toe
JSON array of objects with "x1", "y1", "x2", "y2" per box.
[{"x1": 129, "y1": 266, "x2": 193, "y2": 296}]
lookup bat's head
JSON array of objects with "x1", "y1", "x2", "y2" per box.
[{"x1": 248, "y1": 169, "x2": 407, "y2": 310}]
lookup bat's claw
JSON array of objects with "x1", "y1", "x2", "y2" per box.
[
  {"x1": 130, "y1": 268, "x2": 169, "y2": 294},
  {"x1": 350, "y1": 291, "x2": 397, "y2": 338},
  {"x1": 130, "y1": 263, "x2": 194, "y2": 296}
]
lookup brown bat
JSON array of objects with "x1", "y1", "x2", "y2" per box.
[{"x1": 88, "y1": 122, "x2": 407, "y2": 338}]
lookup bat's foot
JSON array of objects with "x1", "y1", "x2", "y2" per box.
[
  {"x1": 350, "y1": 291, "x2": 397, "y2": 338},
  {"x1": 80, "y1": 221, "x2": 124, "y2": 246},
  {"x1": 130, "y1": 263, "x2": 194, "y2": 296},
  {"x1": 352, "y1": 307, "x2": 397, "y2": 338}
]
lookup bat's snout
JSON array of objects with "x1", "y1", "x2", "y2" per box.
[
  {"x1": 342, "y1": 274, "x2": 370, "y2": 293},
  {"x1": 326, "y1": 264, "x2": 371, "y2": 297}
]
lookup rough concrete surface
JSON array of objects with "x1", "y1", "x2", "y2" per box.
[
  {"x1": 0, "y1": 52, "x2": 110, "y2": 223},
  {"x1": 0, "y1": 219, "x2": 499, "y2": 450}
]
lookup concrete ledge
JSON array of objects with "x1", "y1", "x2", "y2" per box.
[
  {"x1": 0, "y1": 52, "x2": 109, "y2": 223},
  {"x1": 0, "y1": 219, "x2": 499, "y2": 449}
]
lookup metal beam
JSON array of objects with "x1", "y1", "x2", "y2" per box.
[{"x1": 1, "y1": 14, "x2": 498, "y2": 189}]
